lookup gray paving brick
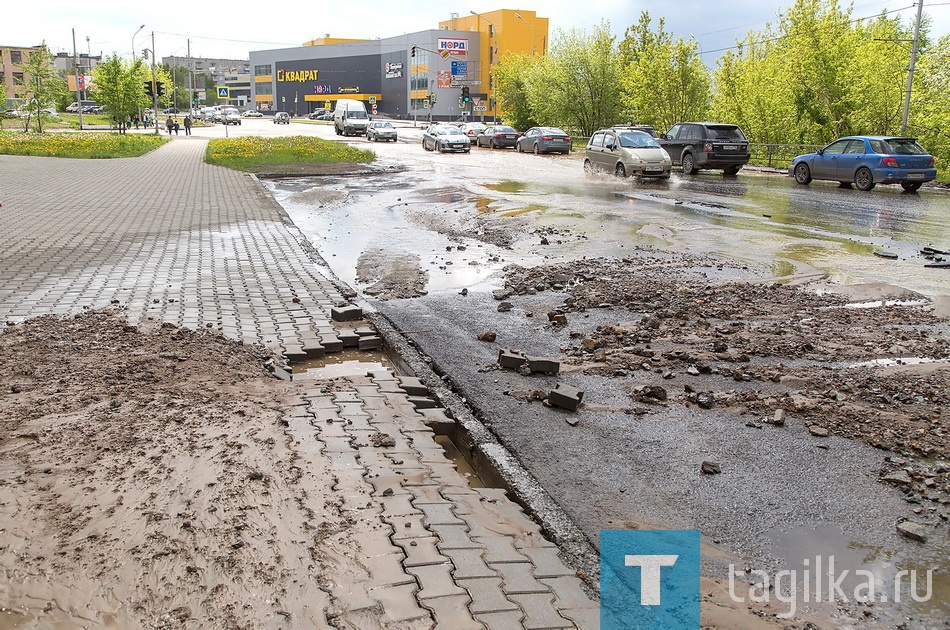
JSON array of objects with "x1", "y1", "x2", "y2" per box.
[
  {"x1": 415, "y1": 501, "x2": 466, "y2": 526},
  {"x1": 430, "y1": 523, "x2": 482, "y2": 550},
  {"x1": 518, "y1": 546, "x2": 577, "y2": 579},
  {"x1": 508, "y1": 593, "x2": 575, "y2": 629},
  {"x1": 492, "y1": 562, "x2": 551, "y2": 595},
  {"x1": 556, "y1": 606, "x2": 600, "y2": 629},
  {"x1": 457, "y1": 577, "x2": 521, "y2": 614},
  {"x1": 473, "y1": 610, "x2": 528, "y2": 630},
  {"x1": 405, "y1": 563, "x2": 467, "y2": 600},
  {"x1": 474, "y1": 535, "x2": 529, "y2": 564},
  {"x1": 442, "y1": 548, "x2": 496, "y2": 579},
  {"x1": 419, "y1": 594, "x2": 485, "y2": 629},
  {"x1": 392, "y1": 536, "x2": 447, "y2": 568},
  {"x1": 540, "y1": 576, "x2": 598, "y2": 610},
  {"x1": 366, "y1": 583, "x2": 433, "y2": 626}
]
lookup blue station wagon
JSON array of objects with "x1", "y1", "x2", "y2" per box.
[{"x1": 790, "y1": 136, "x2": 937, "y2": 192}]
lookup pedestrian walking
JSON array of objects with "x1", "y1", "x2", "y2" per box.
[
  {"x1": 173, "y1": 120, "x2": 180, "y2": 135},
  {"x1": 165, "y1": 116, "x2": 174, "y2": 135},
  {"x1": 183, "y1": 115, "x2": 192, "y2": 136}
]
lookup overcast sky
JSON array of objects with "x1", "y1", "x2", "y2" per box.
[{"x1": 3, "y1": 0, "x2": 947, "y2": 64}]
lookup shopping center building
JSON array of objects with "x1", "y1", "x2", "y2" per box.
[{"x1": 248, "y1": 9, "x2": 547, "y2": 122}]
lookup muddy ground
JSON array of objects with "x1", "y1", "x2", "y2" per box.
[{"x1": 0, "y1": 311, "x2": 347, "y2": 628}]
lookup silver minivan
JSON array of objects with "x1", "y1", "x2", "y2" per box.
[{"x1": 584, "y1": 128, "x2": 672, "y2": 179}]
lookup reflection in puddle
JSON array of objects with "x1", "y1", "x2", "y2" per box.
[
  {"x1": 291, "y1": 349, "x2": 391, "y2": 378},
  {"x1": 484, "y1": 180, "x2": 529, "y2": 194},
  {"x1": 434, "y1": 435, "x2": 485, "y2": 488},
  {"x1": 842, "y1": 299, "x2": 932, "y2": 309},
  {"x1": 765, "y1": 523, "x2": 949, "y2": 626},
  {"x1": 848, "y1": 356, "x2": 948, "y2": 368},
  {"x1": 500, "y1": 204, "x2": 547, "y2": 217}
]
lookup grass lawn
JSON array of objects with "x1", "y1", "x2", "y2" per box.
[
  {"x1": 205, "y1": 136, "x2": 375, "y2": 173},
  {"x1": 0, "y1": 131, "x2": 169, "y2": 158}
]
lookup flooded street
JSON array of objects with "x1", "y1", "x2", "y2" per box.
[{"x1": 268, "y1": 123, "x2": 950, "y2": 628}]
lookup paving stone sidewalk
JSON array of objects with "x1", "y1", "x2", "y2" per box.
[{"x1": 0, "y1": 139, "x2": 599, "y2": 628}]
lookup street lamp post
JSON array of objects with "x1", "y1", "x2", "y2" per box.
[
  {"x1": 131, "y1": 24, "x2": 145, "y2": 61},
  {"x1": 514, "y1": 13, "x2": 536, "y2": 56}
]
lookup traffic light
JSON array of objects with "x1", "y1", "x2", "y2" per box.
[
  {"x1": 156, "y1": 81, "x2": 166, "y2": 96},
  {"x1": 410, "y1": 45, "x2": 417, "y2": 57},
  {"x1": 144, "y1": 81, "x2": 153, "y2": 97},
  {"x1": 461, "y1": 86, "x2": 470, "y2": 103},
  {"x1": 430, "y1": 92, "x2": 437, "y2": 104}
]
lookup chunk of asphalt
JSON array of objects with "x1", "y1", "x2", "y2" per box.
[{"x1": 548, "y1": 382, "x2": 584, "y2": 412}]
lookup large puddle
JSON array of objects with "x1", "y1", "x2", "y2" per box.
[{"x1": 763, "y1": 523, "x2": 949, "y2": 627}]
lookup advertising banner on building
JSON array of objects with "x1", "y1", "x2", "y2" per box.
[
  {"x1": 437, "y1": 71, "x2": 452, "y2": 89},
  {"x1": 385, "y1": 62, "x2": 403, "y2": 79},
  {"x1": 437, "y1": 38, "x2": 468, "y2": 56}
]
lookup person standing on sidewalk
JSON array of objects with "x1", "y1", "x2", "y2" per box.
[{"x1": 183, "y1": 115, "x2": 192, "y2": 136}]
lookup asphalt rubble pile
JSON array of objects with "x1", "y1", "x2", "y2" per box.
[{"x1": 495, "y1": 254, "x2": 950, "y2": 532}]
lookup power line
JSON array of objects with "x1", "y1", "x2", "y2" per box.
[{"x1": 698, "y1": 3, "x2": 918, "y2": 56}]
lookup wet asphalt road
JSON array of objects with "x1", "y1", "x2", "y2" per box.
[{"x1": 260, "y1": 118, "x2": 950, "y2": 627}]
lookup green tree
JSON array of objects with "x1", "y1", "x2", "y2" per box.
[
  {"x1": 92, "y1": 55, "x2": 150, "y2": 133},
  {"x1": 16, "y1": 43, "x2": 66, "y2": 133},
  {"x1": 710, "y1": 0, "x2": 916, "y2": 146},
  {"x1": 911, "y1": 34, "x2": 950, "y2": 172},
  {"x1": 530, "y1": 21, "x2": 625, "y2": 136},
  {"x1": 620, "y1": 12, "x2": 710, "y2": 132},
  {"x1": 493, "y1": 52, "x2": 540, "y2": 130}
]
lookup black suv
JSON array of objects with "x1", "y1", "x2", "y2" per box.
[{"x1": 658, "y1": 122, "x2": 750, "y2": 175}]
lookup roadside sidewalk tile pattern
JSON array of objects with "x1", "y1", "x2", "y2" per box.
[
  {"x1": 0, "y1": 142, "x2": 599, "y2": 628},
  {"x1": 0, "y1": 142, "x2": 344, "y2": 355},
  {"x1": 290, "y1": 373, "x2": 599, "y2": 627}
]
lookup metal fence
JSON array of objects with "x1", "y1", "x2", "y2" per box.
[{"x1": 748, "y1": 143, "x2": 822, "y2": 169}]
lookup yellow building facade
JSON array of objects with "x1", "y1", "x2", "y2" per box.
[{"x1": 440, "y1": 10, "x2": 548, "y2": 117}]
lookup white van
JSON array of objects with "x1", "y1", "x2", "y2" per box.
[{"x1": 333, "y1": 99, "x2": 369, "y2": 136}]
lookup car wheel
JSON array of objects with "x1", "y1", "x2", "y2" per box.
[
  {"x1": 794, "y1": 163, "x2": 812, "y2": 185},
  {"x1": 533, "y1": 143, "x2": 540, "y2": 155},
  {"x1": 901, "y1": 181, "x2": 922, "y2": 192},
  {"x1": 615, "y1": 163, "x2": 627, "y2": 178},
  {"x1": 583, "y1": 159, "x2": 594, "y2": 174},
  {"x1": 855, "y1": 167, "x2": 875, "y2": 191},
  {"x1": 491, "y1": 140, "x2": 497, "y2": 149},
  {"x1": 682, "y1": 153, "x2": 698, "y2": 174},
  {"x1": 517, "y1": 143, "x2": 523, "y2": 153},
  {"x1": 723, "y1": 165, "x2": 740, "y2": 176}
]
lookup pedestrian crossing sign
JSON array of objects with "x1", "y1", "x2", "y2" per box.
[{"x1": 217, "y1": 86, "x2": 230, "y2": 98}]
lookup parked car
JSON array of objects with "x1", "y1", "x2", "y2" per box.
[
  {"x1": 614, "y1": 124, "x2": 657, "y2": 138},
  {"x1": 516, "y1": 127, "x2": 573, "y2": 154},
  {"x1": 274, "y1": 111, "x2": 291, "y2": 124},
  {"x1": 658, "y1": 122, "x2": 750, "y2": 175},
  {"x1": 366, "y1": 121, "x2": 397, "y2": 142},
  {"x1": 220, "y1": 107, "x2": 241, "y2": 125},
  {"x1": 476, "y1": 125, "x2": 519, "y2": 149},
  {"x1": 790, "y1": 136, "x2": 937, "y2": 192},
  {"x1": 242, "y1": 109, "x2": 264, "y2": 117},
  {"x1": 163, "y1": 107, "x2": 180, "y2": 114},
  {"x1": 308, "y1": 110, "x2": 330, "y2": 120},
  {"x1": 458, "y1": 122, "x2": 487, "y2": 144},
  {"x1": 584, "y1": 128, "x2": 672, "y2": 179},
  {"x1": 422, "y1": 125, "x2": 471, "y2": 153}
]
